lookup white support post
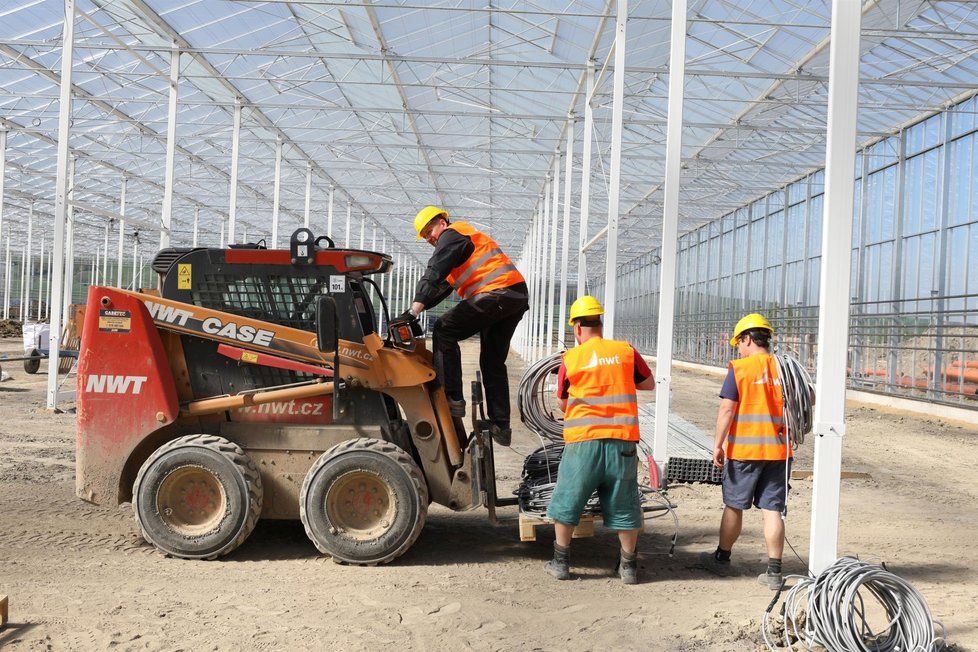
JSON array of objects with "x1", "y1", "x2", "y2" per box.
[
  {"x1": 546, "y1": 155, "x2": 561, "y2": 356},
  {"x1": 558, "y1": 118, "x2": 575, "y2": 346},
  {"x1": 19, "y1": 244, "x2": 26, "y2": 322},
  {"x1": 327, "y1": 186, "x2": 335, "y2": 237},
  {"x1": 220, "y1": 222, "x2": 225, "y2": 248},
  {"x1": 227, "y1": 101, "x2": 241, "y2": 245},
  {"x1": 25, "y1": 201, "x2": 33, "y2": 321},
  {"x1": 160, "y1": 44, "x2": 179, "y2": 250},
  {"x1": 45, "y1": 244, "x2": 52, "y2": 319},
  {"x1": 0, "y1": 127, "x2": 5, "y2": 281},
  {"x1": 304, "y1": 161, "x2": 312, "y2": 229},
  {"x1": 578, "y1": 63, "x2": 595, "y2": 297},
  {"x1": 3, "y1": 237, "x2": 9, "y2": 319},
  {"x1": 652, "y1": 0, "x2": 688, "y2": 485},
  {"x1": 132, "y1": 238, "x2": 139, "y2": 290},
  {"x1": 37, "y1": 237, "x2": 45, "y2": 320},
  {"x1": 192, "y1": 207, "x2": 199, "y2": 247},
  {"x1": 117, "y1": 178, "x2": 126, "y2": 288},
  {"x1": 345, "y1": 201, "x2": 351, "y2": 247},
  {"x1": 359, "y1": 214, "x2": 365, "y2": 249},
  {"x1": 602, "y1": 0, "x2": 628, "y2": 339},
  {"x1": 62, "y1": 157, "x2": 76, "y2": 330},
  {"x1": 102, "y1": 221, "x2": 109, "y2": 283},
  {"x1": 810, "y1": 0, "x2": 862, "y2": 575},
  {"x1": 47, "y1": 0, "x2": 75, "y2": 409},
  {"x1": 272, "y1": 137, "x2": 282, "y2": 247}
]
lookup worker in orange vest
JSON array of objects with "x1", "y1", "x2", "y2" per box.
[
  {"x1": 700, "y1": 313, "x2": 791, "y2": 590},
  {"x1": 545, "y1": 296, "x2": 656, "y2": 584},
  {"x1": 405, "y1": 206, "x2": 529, "y2": 446}
]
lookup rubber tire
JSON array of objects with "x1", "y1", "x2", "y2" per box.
[
  {"x1": 23, "y1": 349, "x2": 40, "y2": 374},
  {"x1": 132, "y1": 434, "x2": 263, "y2": 560},
  {"x1": 300, "y1": 438, "x2": 428, "y2": 565}
]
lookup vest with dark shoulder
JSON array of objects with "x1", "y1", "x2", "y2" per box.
[
  {"x1": 727, "y1": 353, "x2": 789, "y2": 460},
  {"x1": 444, "y1": 221, "x2": 525, "y2": 300},
  {"x1": 561, "y1": 337, "x2": 640, "y2": 444}
]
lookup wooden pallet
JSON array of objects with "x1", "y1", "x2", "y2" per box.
[{"x1": 518, "y1": 514, "x2": 595, "y2": 542}]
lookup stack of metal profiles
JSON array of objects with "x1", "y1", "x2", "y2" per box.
[{"x1": 638, "y1": 404, "x2": 722, "y2": 485}]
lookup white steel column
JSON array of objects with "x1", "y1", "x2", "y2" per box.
[
  {"x1": 540, "y1": 178, "x2": 552, "y2": 356},
  {"x1": 345, "y1": 201, "x2": 351, "y2": 247},
  {"x1": 359, "y1": 214, "x2": 365, "y2": 248},
  {"x1": 227, "y1": 101, "x2": 241, "y2": 245},
  {"x1": 45, "y1": 242, "x2": 52, "y2": 319},
  {"x1": 578, "y1": 63, "x2": 595, "y2": 297},
  {"x1": 272, "y1": 137, "x2": 282, "y2": 247},
  {"x1": 192, "y1": 207, "x2": 199, "y2": 247},
  {"x1": 25, "y1": 201, "x2": 33, "y2": 321},
  {"x1": 558, "y1": 118, "x2": 575, "y2": 345},
  {"x1": 102, "y1": 221, "x2": 109, "y2": 282},
  {"x1": 304, "y1": 161, "x2": 312, "y2": 229},
  {"x1": 546, "y1": 155, "x2": 560, "y2": 356},
  {"x1": 132, "y1": 239, "x2": 139, "y2": 289},
  {"x1": 18, "y1": 244, "x2": 26, "y2": 322},
  {"x1": 160, "y1": 44, "x2": 179, "y2": 250},
  {"x1": 47, "y1": 0, "x2": 75, "y2": 409},
  {"x1": 327, "y1": 186, "x2": 335, "y2": 237},
  {"x1": 3, "y1": 237, "x2": 9, "y2": 319},
  {"x1": 602, "y1": 0, "x2": 628, "y2": 339},
  {"x1": 652, "y1": 0, "x2": 688, "y2": 484},
  {"x1": 37, "y1": 237, "x2": 45, "y2": 320},
  {"x1": 62, "y1": 157, "x2": 76, "y2": 330},
  {"x1": 810, "y1": 0, "x2": 862, "y2": 574},
  {"x1": 117, "y1": 178, "x2": 126, "y2": 287},
  {"x1": 220, "y1": 222, "x2": 225, "y2": 247},
  {"x1": 0, "y1": 127, "x2": 5, "y2": 279}
]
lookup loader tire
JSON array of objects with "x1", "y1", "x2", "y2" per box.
[
  {"x1": 133, "y1": 434, "x2": 263, "y2": 560},
  {"x1": 24, "y1": 349, "x2": 40, "y2": 374},
  {"x1": 300, "y1": 437, "x2": 428, "y2": 565}
]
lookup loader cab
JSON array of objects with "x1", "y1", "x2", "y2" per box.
[{"x1": 149, "y1": 230, "x2": 399, "y2": 431}]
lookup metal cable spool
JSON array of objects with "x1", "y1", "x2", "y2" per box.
[{"x1": 516, "y1": 352, "x2": 565, "y2": 443}]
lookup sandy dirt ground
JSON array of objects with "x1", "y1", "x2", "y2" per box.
[{"x1": 0, "y1": 335, "x2": 975, "y2": 651}]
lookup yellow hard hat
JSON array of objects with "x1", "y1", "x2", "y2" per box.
[
  {"x1": 730, "y1": 313, "x2": 773, "y2": 346},
  {"x1": 414, "y1": 206, "x2": 448, "y2": 240},
  {"x1": 568, "y1": 295, "x2": 604, "y2": 325}
]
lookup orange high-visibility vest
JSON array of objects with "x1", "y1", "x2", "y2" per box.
[
  {"x1": 726, "y1": 353, "x2": 790, "y2": 461},
  {"x1": 444, "y1": 222, "x2": 525, "y2": 300},
  {"x1": 562, "y1": 337, "x2": 640, "y2": 444}
]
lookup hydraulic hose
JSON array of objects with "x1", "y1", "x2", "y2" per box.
[
  {"x1": 517, "y1": 353, "x2": 565, "y2": 443},
  {"x1": 763, "y1": 556, "x2": 946, "y2": 651}
]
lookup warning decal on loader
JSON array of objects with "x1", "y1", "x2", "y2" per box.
[
  {"x1": 177, "y1": 263, "x2": 192, "y2": 290},
  {"x1": 98, "y1": 309, "x2": 132, "y2": 333}
]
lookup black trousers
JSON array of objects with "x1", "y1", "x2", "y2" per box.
[{"x1": 432, "y1": 289, "x2": 529, "y2": 428}]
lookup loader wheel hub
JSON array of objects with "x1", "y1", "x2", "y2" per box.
[
  {"x1": 326, "y1": 471, "x2": 395, "y2": 539},
  {"x1": 157, "y1": 465, "x2": 227, "y2": 536}
]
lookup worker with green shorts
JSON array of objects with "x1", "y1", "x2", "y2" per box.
[{"x1": 545, "y1": 296, "x2": 656, "y2": 584}]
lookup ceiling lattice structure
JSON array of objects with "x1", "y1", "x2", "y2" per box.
[{"x1": 2, "y1": 0, "x2": 978, "y2": 278}]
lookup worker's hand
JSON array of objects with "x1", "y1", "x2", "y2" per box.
[
  {"x1": 395, "y1": 309, "x2": 418, "y2": 324},
  {"x1": 712, "y1": 445, "x2": 725, "y2": 469}
]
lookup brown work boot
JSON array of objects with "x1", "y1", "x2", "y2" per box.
[
  {"x1": 544, "y1": 543, "x2": 570, "y2": 580},
  {"x1": 617, "y1": 549, "x2": 639, "y2": 585}
]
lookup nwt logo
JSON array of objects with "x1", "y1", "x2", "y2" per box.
[
  {"x1": 581, "y1": 351, "x2": 621, "y2": 369},
  {"x1": 85, "y1": 374, "x2": 149, "y2": 394}
]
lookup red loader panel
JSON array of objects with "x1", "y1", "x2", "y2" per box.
[{"x1": 76, "y1": 286, "x2": 180, "y2": 505}]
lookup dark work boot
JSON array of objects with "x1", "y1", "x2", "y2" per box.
[
  {"x1": 617, "y1": 549, "x2": 639, "y2": 585},
  {"x1": 544, "y1": 543, "x2": 570, "y2": 580},
  {"x1": 490, "y1": 424, "x2": 512, "y2": 447}
]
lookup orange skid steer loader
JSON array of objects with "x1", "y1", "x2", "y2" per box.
[{"x1": 76, "y1": 229, "x2": 511, "y2": 564}]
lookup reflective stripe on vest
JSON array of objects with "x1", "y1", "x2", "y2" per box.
[
  {"x1": 726, "y1": 353, "x2": 790, "y2": 461},
  {"x1": 562, "y1": 338, "x2": 640, "y2": 444},
  {"x1": 444, "y1": 221, "x2": 525, "y2": 299}
]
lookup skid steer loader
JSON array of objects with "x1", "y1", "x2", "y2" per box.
[{"x1": 75, "y1": 228, "x2": 512, "y2": 564}]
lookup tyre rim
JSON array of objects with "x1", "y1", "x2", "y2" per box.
[
  {"x1": 325, "y1": 470, "x2": 396, "y2": 540},
  {"x1": 156, "y1": 464, "x2": 228, "y2": 536}
]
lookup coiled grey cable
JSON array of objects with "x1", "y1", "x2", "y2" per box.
[
  {"x1": 773, "y1": 352, "x2": 814, "y2": 449},
  {"x1": 762, "y1": 556, "x2": 946, "y2": 651},
  {"x1": 517, "y1": 353, "x2": 565, "y2": 443}
]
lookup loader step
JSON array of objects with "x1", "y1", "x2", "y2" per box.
[{"x1": 518, "y1": 513, "x2": 595, "y2": 542}]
